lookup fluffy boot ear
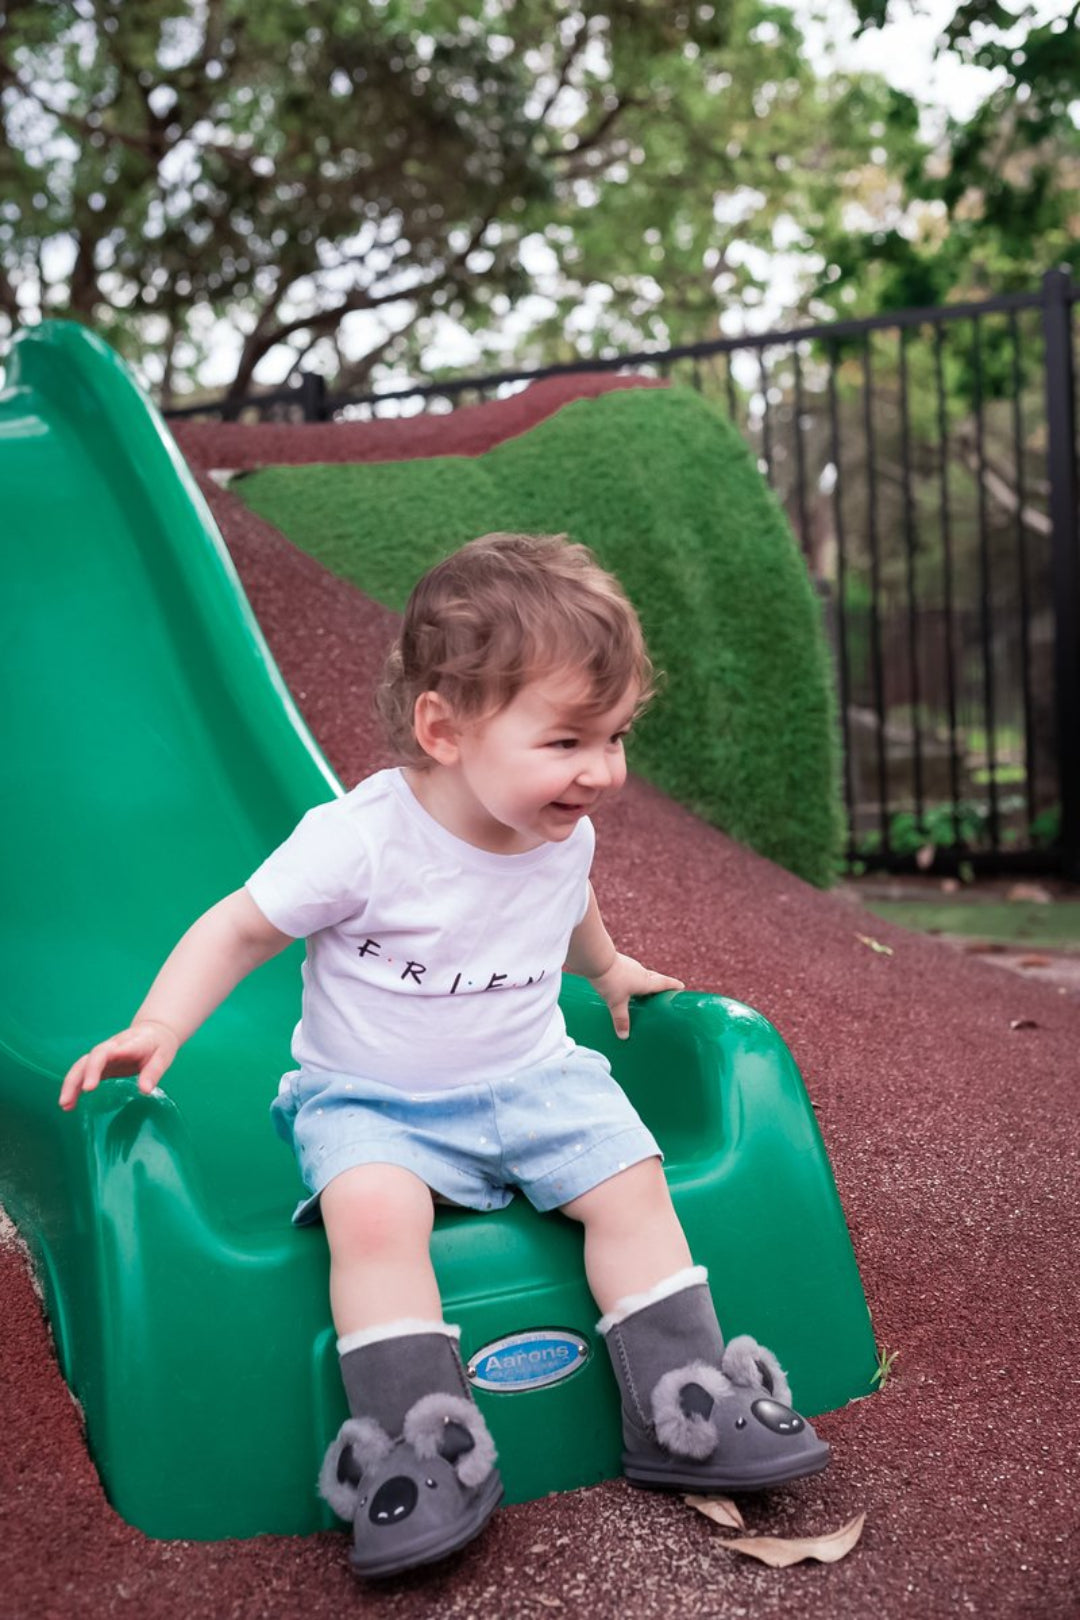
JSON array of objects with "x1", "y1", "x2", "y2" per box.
[
  {"x1": 403, "y1": 1393, "x2": 498, "y2": 1488},
  {"x1": 650, "y1": 1361, "x2": 732, "y2": 1459},
  {"x1": 721, "y1": 1335, "x2": 792, "y2": 1406},
  {"x1": 318, "y1": 1417, "x2": 393, "y2": 1520}
]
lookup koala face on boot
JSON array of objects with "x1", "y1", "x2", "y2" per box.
[
  {"x1": 320, "y1": 1393, "x2": 501, "y2": 1578},
  {"x1": 643, "y1": 1334, "x2": 825, "y2": 1489}
]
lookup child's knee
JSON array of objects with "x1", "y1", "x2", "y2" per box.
[
  {"x1": 563, "y1": 1154, "x2": 669, "y2": 1227},
  {"x1": 321, "y1": 1163, "x2": 434, "y2": 1255}
]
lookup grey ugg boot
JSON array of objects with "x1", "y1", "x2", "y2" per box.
[
  {"x1": 600, "y1": 1267, "x2": 830, "y2": 1492},
  {"x1": 319, "y1": 1320, "x2": 503, "y2": 1578}
]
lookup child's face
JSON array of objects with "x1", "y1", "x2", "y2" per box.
[{"x1": 436, "y1": 669, "x2": 638, "y2": 854}]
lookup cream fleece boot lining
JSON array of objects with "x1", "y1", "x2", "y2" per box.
[
  {"x1": 337, "y1": 1319, "x2": 461, "y2": 1356},
  {"x1": 596, "y1": 1264, "x2": 708, "y2": 1336}
]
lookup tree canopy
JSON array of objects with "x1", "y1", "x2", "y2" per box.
[
  {"x1": 0, "y1": 0, "x2": 1073, "y2": 401},
  {"x1": 1, "y1": 0, "x2": 926, "y2": 401},
  {"x1": 824, "y1": 0, "x2": 1080, "y2": 313}
]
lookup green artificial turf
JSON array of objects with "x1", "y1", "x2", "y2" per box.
[{"x1": 236, "y1": 387, "x2": 844, "y2": 887}]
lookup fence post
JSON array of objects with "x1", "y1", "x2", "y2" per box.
[
  {"x1": 299, "y1": 372, "x2": 327, "y2": 422},
  {"x1": 1042, "y1": 267, "x2": 1080, "y2": 880}
]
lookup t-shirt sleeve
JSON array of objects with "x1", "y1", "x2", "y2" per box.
[{"x1": 245, "y1": 799, "x2": 370, "y2": 939}]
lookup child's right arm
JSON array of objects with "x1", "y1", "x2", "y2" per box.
[{"x1": 58, "y1": 889, "x2": 295, "y2": 1111}]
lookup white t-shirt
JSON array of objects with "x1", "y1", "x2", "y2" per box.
[{"x1": 246, "y1": 768, "x2": 594, "y2": 1090}]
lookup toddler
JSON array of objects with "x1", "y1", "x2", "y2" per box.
[{"x1": 60, "y1": 533, "x2": 827, "y2": 1578}]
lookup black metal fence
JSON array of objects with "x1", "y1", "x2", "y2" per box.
[{"x1": 167, "y1": 270, "x2": 1079, "y2": 879}]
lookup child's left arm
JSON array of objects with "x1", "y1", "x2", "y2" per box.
[{"x1": 564, "y1": 883, "x2": 684, "y2": 1039}]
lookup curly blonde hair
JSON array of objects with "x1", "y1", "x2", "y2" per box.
[{"x1": 376, "y1": 533, "x2": 655, "y2": 764}]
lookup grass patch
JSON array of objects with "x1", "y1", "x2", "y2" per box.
[
  {"x1": 861, "y1": 899, "x2": 1080, "y2": 949},
  {"x1": 237, "y1": 387, "x2": 844, "y2": 886},
  {"x1": 872, "y1": 1346, "x2": 900, "y2": 1390}
]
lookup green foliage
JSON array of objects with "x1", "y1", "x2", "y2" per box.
[
  {"x1": 872, "y1": 1346, "x2": 899, "y2": 1389},
  {"x1": 1030, "y1": 804, "x2": 1061, "y2": 849},
  {"x1": 0, "y1": 0, "x2": 565, "y2": 394},
  {"x1": 879, "y1": 803, "x2": 988, "y2": 856},
  {"x1": 0, "y1": 0, "x2": 930, "y2": 399},
  {"x1": 856, "y1": 801, "x2": 986, "y2": 859},
  {"x1": 3, "y1": 0, "x2": 1071, "y2": 418},
  {"x1": 511, "y1": 0, "x2": 928, "y2": 359},
  {"x1": 855, "y1": 792, "x2": 1064, "y2": 862},
  {"x1": 829, "y1": 1, "x2": 1080, "y2": 319},
  {"x1": 236, "y1": 387, "x2": 844, "y2": 886}
]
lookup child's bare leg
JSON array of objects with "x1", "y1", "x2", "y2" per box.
[
  {"x1": 320, "y1": 1163, "x2": 442, "y2": 1335},
  {"x1": 560, "y1": 1157, "x2": 693, "y2": 1314}
]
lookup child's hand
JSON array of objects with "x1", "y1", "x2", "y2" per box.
[
  {"x1": 58, "y1": 1019, "x2": 180, "y2": 1112},
  {"x1": 589, "y1": 953, "x2": 684, "y2": 1040}
]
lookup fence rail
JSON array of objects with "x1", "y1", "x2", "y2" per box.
[{"x1": 166, "y1": 270, "x2": 1080, "y2": 880}]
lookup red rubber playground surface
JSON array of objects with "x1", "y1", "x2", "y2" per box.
[{"x1": 2, "y1": 384, "x2": 1078, "y2": 1619}]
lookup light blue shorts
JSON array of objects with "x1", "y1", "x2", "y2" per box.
[{"x1": 270, "y1": 1044, "x2": 662, "y2": 1224}]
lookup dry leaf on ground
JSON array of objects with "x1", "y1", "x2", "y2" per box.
[
  {"x1": 723, "y1": 1512, "x2": 866, "y2": 1568},
  {"x1": 1007, "y1": 882, "x2": 1052, "y2": 904},
  {"x1": 856, "y1": 934, "x2": 894, "y2": 956},
  {"x1": 685, "y1": 1494, "x2": 746, "y2": 1530},
  {"x1": 1010, "y1": 1017, "x2": 1038, "y2": 1030}
]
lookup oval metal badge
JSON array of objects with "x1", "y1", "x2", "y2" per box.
[{"x1": 467, "y1": 1329, "x2": 589, "y2": 1392}]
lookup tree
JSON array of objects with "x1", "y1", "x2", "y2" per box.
[
  {"x1": 0, "y1": 0, "x2": 920, "y2": 402},
  {"x1": 819, "y1": 0, "x2": 1080, "y2": 314},
  {"x1": 506, "y1": 0, "x2": 927, "y2": 360},
  {"x1": 0, "y1": 0, "x2": 725, "y2": 402}
]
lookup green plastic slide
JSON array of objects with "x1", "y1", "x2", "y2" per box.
[{"x1": 0, "y1": 322, "x2": 877, "y2": 1539}]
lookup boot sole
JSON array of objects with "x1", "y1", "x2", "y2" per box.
[
  {"x1": 349, "y1": 1474, "x2": 504, "y2": 1580},
  {"x1": 623, "y1": 1441, "x2": 830, "y2": 1494}
]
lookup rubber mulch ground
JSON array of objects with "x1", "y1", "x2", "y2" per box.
[{"x1": 3, "y1": 380, "x2": 1078, "y2": 1620}]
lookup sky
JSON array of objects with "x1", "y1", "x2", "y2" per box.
[{"x1": 786, "y1": 0, "x2": 1005, "y2": 129}]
